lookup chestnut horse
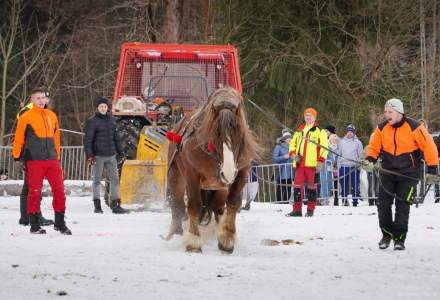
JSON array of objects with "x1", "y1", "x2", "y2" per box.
[{"x1": 165, "y1": 87, "x2": 258, "y2": 253}]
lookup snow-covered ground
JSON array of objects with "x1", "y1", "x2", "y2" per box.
[{"x1": 1, "y1": 194, "x2": 440, "y2": 300}]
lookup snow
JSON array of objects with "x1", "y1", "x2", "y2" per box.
[{"x1": 1, "y1": 194, "x2": 440, "y2": 300}]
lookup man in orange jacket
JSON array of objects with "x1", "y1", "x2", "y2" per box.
[
  {"x1": 13, "y1": 88, "x2": 71, "y2": 235},
  {"x1": 364, "y1": 98, "x2": 438, "y2": 250}
]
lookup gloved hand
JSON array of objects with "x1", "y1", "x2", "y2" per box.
[
  {"x1": 425, "y1": 166, "x2": 439, "y2": 185},
  {"x1": 291, "y1": 154, "x2": 302, "y2": 163},
  {"x1": 87, "y1": 157, "x2": 96, "y2": 165},
  {"x1": 316, "y1": 160, "x2": 325, "y2": 171},
  {"x1": 361, "y1": 159, "x2": 375, "y2": 172},
  {"x1": 14, "y1": 159, "x2": 23, "y2": 172}
]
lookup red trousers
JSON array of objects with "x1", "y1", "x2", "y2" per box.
[
  {"x1": 293, "y1": 166, "x2": 317, "y2": 212},
  {"x1": 294, "y1": 166, "x2": 317, "y2": 191},
  {"x1": 26, "y1": 160, "x2": 66, "y2": 214}
]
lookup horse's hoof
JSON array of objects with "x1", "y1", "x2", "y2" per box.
[
  {"x1": 218, "y1": 242, "x2": 234, "y2": 253},
  {"x1": 186, "y1": 245, "x2": 202, "y2": 253}
]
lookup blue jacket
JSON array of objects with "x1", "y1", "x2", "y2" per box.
[{"x1": 272, "y1": 143, "x2": 294, "y2": 179}]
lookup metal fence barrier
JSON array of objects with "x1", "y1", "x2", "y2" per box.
[
  {"x1": 1, "y1": 146, "x2": 434, "y2": 205},
  {"x1": 246, "y1": 162, "x2": 432, "y2": 205},
  {"x1": 0, "y1": 146, "x2": 91, "y2": 180}
]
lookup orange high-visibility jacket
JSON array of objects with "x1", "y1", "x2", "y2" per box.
[
  {"x1": 366, "y1": 117, "x2": 438, "y2": 173},
  {"x1": 13, "y1": 105, "x2": 60, "y2": 161}
]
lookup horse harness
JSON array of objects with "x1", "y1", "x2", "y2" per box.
[{"x1": 166, "y1": 109, "x2": 232, "y2": 188}]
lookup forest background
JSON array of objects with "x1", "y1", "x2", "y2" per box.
[{"x1": 1, "y1": 0, "x2": 439, "y2": 160}]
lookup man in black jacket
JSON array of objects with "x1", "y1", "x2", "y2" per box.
[{"x1": 84, "y1": 98, "x2": 128, "y2": 214}]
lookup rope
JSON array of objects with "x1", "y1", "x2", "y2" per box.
[{"x1": 246, "y1": 97, "x2": 429, "y2": 181}]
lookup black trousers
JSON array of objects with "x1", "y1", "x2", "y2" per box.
[
  {"x1": 377, "y1": 173, "x2": 418, "y2": 242},
  {"x1": 19, "y1": 174, "x2": 29, "y2": 220}
]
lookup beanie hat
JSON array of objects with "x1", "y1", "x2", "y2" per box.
[
  {"x1": 280, "y1": 131, "x2": 292, "y2": 141},
  {"x1": 95, "y1": 97, "x2": 109, "y2": 108},
  {"x1": 346, "y1": 124, "x2": 356, "y2": 133},
  {"x1": 385, "y1": 98, "x2": 404, "y2": 114},
  {"x1": 304, "y1": 108, "x2": 317, "y2": 118},
  {"x1": 325, "y1": 125, "x2": 336, "y2": 134}
]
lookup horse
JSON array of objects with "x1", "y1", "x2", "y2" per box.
[{"x1": 165, "y1": 87, "x2": 258, "y2": 253}]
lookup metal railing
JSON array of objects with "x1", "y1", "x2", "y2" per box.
[
  {"x1": 247, "y1": 161, "x2": 433, "y2": 205},
  {"x1": 0, "y1": 146, "x2": 91, "y2": 180}
]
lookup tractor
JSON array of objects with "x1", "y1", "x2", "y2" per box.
[{"x1": 111, "y1": 42, "x2": 242, "y2": 205}]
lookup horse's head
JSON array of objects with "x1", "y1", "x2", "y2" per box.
[{"x1": 196, "y1": 87, "x2": 258, "y2": 185}]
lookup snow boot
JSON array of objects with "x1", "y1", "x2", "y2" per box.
[
  {"x1": 19, "y1": 217, "x2": 29, "y2": 226},
  {"x1": 286, "y1": 211, "x2": 302, "y2": 217},
  {"x1": 111, "y1": 199, "x2": 129, "y2": 214},
  {"x1": 29, "y1": 214, "x2": 46, "y2": 234},
  {"x1": 306, "y1": 189, "x2": 317, "y2": 216},
  {"x1": 39, "y1": 213, "x2": 54, "y2": 226},
  {"x1": 287, "y1": 188, "x2": 302, "y2": 217},
  {"x1": 54, "y1": 212, "x2": 72, "y2": 235},
  {"x1": 93, "y1": 199, "x2": 104, "y2": 213},
  {"x1": 394, "y1": 240, "x2": 405, "y2": 251},
  {"x1": 378, "y1": 235, "x2": 392, "y2": 249}
]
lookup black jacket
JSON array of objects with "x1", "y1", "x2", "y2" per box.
[{"x1": 84, "y1": 113, "x2": 123, "y2": 158}]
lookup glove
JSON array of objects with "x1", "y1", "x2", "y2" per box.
[
  {"x1": 425, "y1": 166, "x2": 439, "y2": 185},
  {"x1": 361, "y1": 159, "x2": 375, "y2": 172},
  {"x1": 87, "y1": 157, "x2": 96, "y2": 165},
  {"x1": 316, "y1": 161, "x2": 323, "y2": 171},
  {"x1": 291, "y1": 155, "x2": 302, "y2": 163}
]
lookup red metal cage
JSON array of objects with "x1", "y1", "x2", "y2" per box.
[{"x1": 112, "y1": 43, "x2": 242, "y2": 115}]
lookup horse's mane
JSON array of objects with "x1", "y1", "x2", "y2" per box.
[{"x1": 194, "y1": 87, "x2": 259, "y2": 168}]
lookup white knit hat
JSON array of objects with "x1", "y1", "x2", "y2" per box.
[{"x1": 385, "y1": 98, "x2": 404, "y2": 114}]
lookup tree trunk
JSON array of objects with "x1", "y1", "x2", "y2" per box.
[{"x1": 164, "y1": 0, "x2": 180, "y2": 43}]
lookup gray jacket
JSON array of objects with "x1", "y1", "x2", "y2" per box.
[{"x1": 337, "y1": 136, "x2": 363, "y2": 167}]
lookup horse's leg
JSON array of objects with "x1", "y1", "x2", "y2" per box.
[
  {"x1": 165, "y1": 163, "x2": 186, "y2": 240},
  {"x1": 183, "y1": 172, "x2": 203, "y2": 253},
  {"x1": 217, "y1": 168, "x2": 248, "y2": 253}
]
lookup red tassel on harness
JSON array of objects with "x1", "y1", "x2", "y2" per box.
[
  {"x1": 207, "y1": 142, "x2": 215, "y2": 153},
  {"x1": 166, "y1": 131, "x2": 183, "y2": 144}
]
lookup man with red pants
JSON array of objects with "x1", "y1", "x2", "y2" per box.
[
  {"x1": 13, "y1": 88, "x2": 71, "y2": 235},
  {"x1": 286, "y1": 108, "x2": 328, "y2": 217}
]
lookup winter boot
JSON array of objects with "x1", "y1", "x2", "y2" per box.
[
  {"x1": 394, "y1": 240, "x2": 405, "y2": 251},
  {"x1": 19, "y1": 192, "x2": 29, "y2": 225},
  {"x1": 39, "y1": 213, "x2": 54, "y2": 226},
  {"x1": 110, "y1": 199, "x2": 129, "y2": 214},
  {"x1": 287, "y1": 187, "x2": 303, "y2": 217},
  {"x1": 29, "y1": 214, "x2": 46, "y2": 234},
  {"x1": 93, "y1": 199, "x2": 104, "y2": 213},
  {"x1": 54, "y1": 212, "x2": 72, "y2": 235},
  {"x1": 286, "y1": 210, "x2": 302, "y2": 217},
  {"x1": 378, "y1": 235, "x2": 392, "y2": 249},
  {"x1": 306, "y1": 188, "x2": 317, "y2": 216}
]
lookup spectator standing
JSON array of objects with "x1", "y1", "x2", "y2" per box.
[
  {"x1": 12, "y1": 88, "x2": 71, "y2": 235},
  {"x1": 286, "y1": 108, "x2": 328, "y2": 217},
  {"x1": 420, "y1": 120, "x2": 440, "y2": 203},
  {"x1": 16, "y1": 100, "x2": 54, "y2": 226},
  {"x1": 272, "y1": 131, "x2": 294, "y2": 202},
  {"x1": 319, "y1": 125, "x2": 338, "y2": 205},
  {"x1": 84, "y1": 98, "x2": 129, "y2": 214},
  {"x1": 337, "y1": 124, "x2": 364, "y2": 206},
  {"x1": 241, "y1": 160, "x2": 259, "y2": 210}
]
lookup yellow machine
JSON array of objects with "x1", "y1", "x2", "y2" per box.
[{"x1": 120, "y1": 126, "x2": 169, "y2": 204}]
